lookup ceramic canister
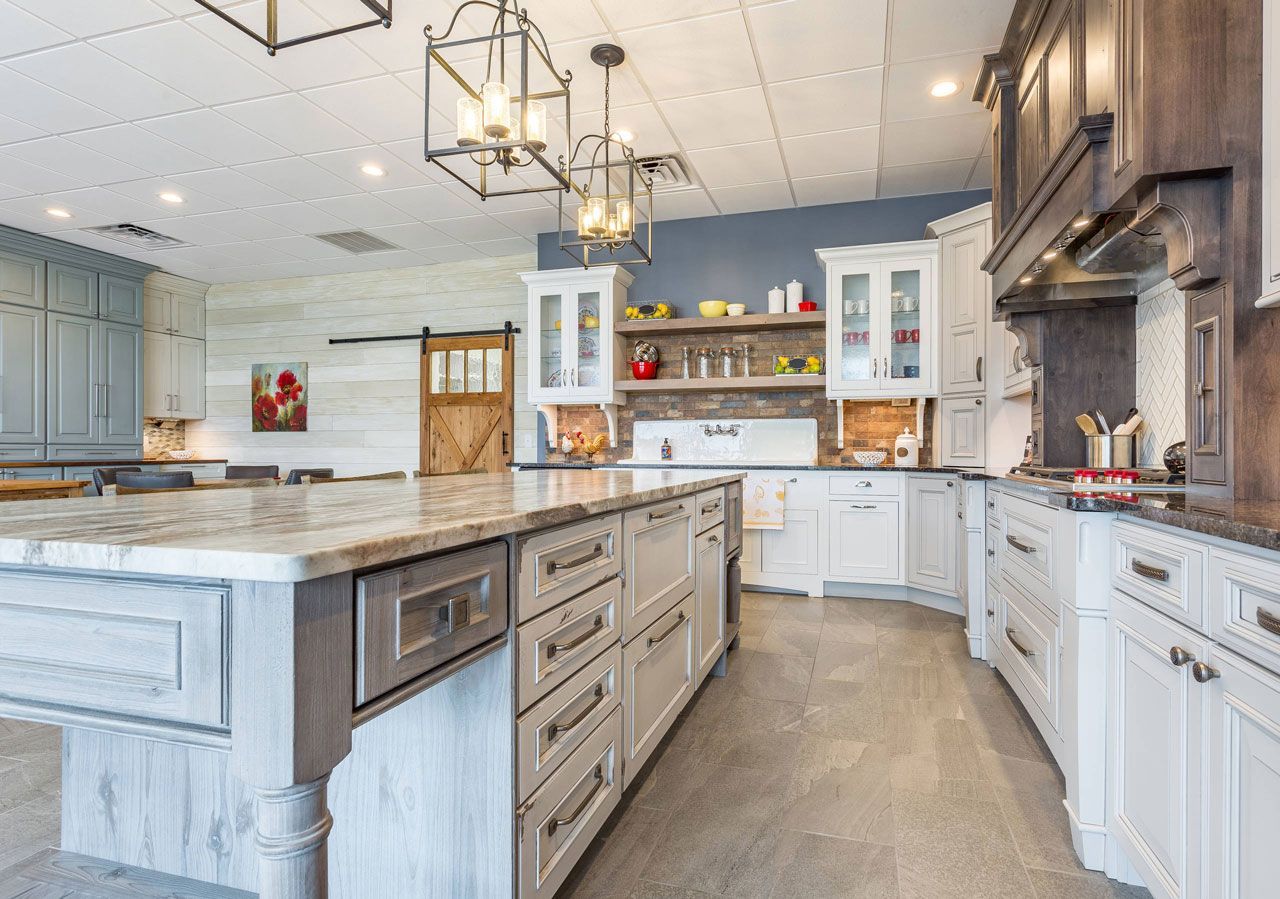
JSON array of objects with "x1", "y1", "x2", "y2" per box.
[
  {"x1": 768, "y1": 286, "x2": 785, "y2": 314},
  {"x1": 785, "y1": 279, "x2": 804, "y2": 313},
  {"x1": 894, "y1": 427, "x2": 920, "y2": 467}
]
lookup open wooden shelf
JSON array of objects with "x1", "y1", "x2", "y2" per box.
[
  {"x1": 614, "y1": 310, "x2": 825, "y2": 337},
  {"x1": 617, "y1": 374, "x2": 826, "y2": 393}
]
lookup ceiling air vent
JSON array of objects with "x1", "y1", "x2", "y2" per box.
[
  {"x1": 636, "y1": 154, "x2": 693, "y2": 192},
  {"x1": 84, "y1": 223, "x2": 190, "y2": 250},
  {"x1": 311, "y1": 230, "x2": 401, "y2": 254}
]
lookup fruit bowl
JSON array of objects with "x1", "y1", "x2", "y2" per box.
[
  {"x1": 773, "y1": 354, "x2": 825, "y2": 375},
  {"x1": 698, "y1": 300, "x2": 728, "y2": 317},
  {"x1": 853, "y1": 451, "x2": 887, "y2": 466},
  {"x1": 625, "y1": 302, "x2": 673, "y2": 320},
  {"x1": 166, "y1": 450, "x2": 196, "y2": 460}
]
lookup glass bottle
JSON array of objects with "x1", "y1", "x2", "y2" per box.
[
  {"x1": 680, "y1": 346, "x2": 691, "y2": 379},
  {"x1": 740, "y1": 345, "x2": 752, "y2": 377},
  {"x1": 696, "y1": 347, "x2": 712, "y2": 379},
  {"x1": 720, "y1": 346, "x2": 735, "y2": 377}
]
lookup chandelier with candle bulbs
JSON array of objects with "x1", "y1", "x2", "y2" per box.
[
  {"x1": 558, "y1": 44, "x2": 653, "y2": 268},
  {"x1": 423, "y1": 0, "x2": 573, "y2": 198}
]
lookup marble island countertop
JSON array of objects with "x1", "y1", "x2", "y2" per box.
[
  {"x1": 0, "y1": 469, "x2": 743, "y2": 583},
  {"x1": 515, "y1": 461, "x2": 993, "y2": 479}
]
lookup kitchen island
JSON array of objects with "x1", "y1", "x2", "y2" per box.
[{"x1": 0, "y1": 469, "x2": 743, "y2": 899}]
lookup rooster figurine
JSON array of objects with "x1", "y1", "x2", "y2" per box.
[{"x1": 561, "y1": 429, "x2": 609, "y2": 458}]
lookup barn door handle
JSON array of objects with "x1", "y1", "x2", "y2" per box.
[{"x1": 501, "y1": 430, "x2": 509, "y2": 454}]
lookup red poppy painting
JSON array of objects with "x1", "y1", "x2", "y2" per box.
[{"x1": 251, "y1": 363, "x2": 307, "y2": 432}]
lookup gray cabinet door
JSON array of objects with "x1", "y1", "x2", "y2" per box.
[
  {"x1": 47, "y1": 312, "x2": 98, "y2": 445},
  {"x1": 3, "y1": 466, "x2": 63, "y2": 481},
  {"x1": 0, "y1": 301, "x2": 46, "y2": 444},
  {"x1": 0, "y1": 251, "x2": 44, "y2": 309},
  {"x1": 101, "y1": 275, "x2": 143, "y2": 326},
  {"x1": 47, "y1": 263, "x2": 99, "y2": 318},
  {"x1": 100, "y1": 321, "x2": 143, "y2": 444}
]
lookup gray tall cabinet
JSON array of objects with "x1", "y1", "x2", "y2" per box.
[{"x1": 0, "y1": 225, "x2": 153, "y2": 465}]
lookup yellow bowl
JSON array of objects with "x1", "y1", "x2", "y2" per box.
[{"x1": 698, "y1": 300, "x2": 729, "y2": 317}]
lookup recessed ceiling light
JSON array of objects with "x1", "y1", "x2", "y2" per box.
[
  {"x1": 609, "y1": 129, "x2": 636, "y2": 144},
  {"x1": 360, "y1": 164, "x2": 387, "y2": 177},
  {"x1": 45, "y1": 208, "x2": 73, "y2": 219},
  {"x1": 158, "y1": 192, "x2": 185, "y2": 204},
  {"x1": 929, "y1": 80, "x2": 961, "y2": 98}
]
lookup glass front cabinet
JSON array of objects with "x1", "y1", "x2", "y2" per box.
[{"x1": 817, "y1": 240, "x2": 940, "y2": 399}]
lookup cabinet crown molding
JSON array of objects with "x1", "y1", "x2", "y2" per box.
[
  {"x1": 815, "y1": 239, "x2": 939, "y2": 266},
  {"x1": 926, "y1": 203, "x2": 994, "y2": 238},
  {"x1": 520, "y1": 265, "x2": 634, "y2": 288},
  {"x1": 0, "y1": 224, "x2": 155, "y2": 282}
]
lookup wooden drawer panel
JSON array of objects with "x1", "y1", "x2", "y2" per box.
[
  {"x1": 828, "y1": 472, "x2": 903, "y2": 498},
  {"x1": 997, "y1": 579, "x2": 1059, "y2": 730},
  {"x1": 356, "y1": 542, "x2": 508, "y2": 705},
  {"x1": 1000, "y1": 493, "x2": 1057, "y2": 606},
  {"x1": 0, "y1": 569, "x2": 227, "y2": 725},
  {"x1": 518, "y1": 514, "x2": 621, "y2": 623},
  {"x1": 622, "y1": 498, "x2": 694, "y2": 644},
  {"x1": 1209, "y1": 547, "x2": 1280, "y2": 675},
  {"x1": 622, "y1": 593, "x2": 695, "y2": 787},
  {"x1": 517, "y1": 644, "x2": 621, "y2": 802},
  {"x1": 517, "y1": 708, "x2": 622, "y2": 899},
  {"x1": 1113, "y1": 521, "x2": 1207, "y2": 631},
  {"x1": 694, "y1": 487, "x2": 725, "y2": 534},
  {"x1": 517, "y1": 576, "x2": 621, "y2": 712}
]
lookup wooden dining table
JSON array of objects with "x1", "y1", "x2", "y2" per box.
[{"x1": 0, "y1": 480, "x2": 90, "y2": 502}]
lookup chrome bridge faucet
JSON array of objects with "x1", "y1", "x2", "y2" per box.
[{"x1": 702, "y1": 423, "x2": 741, "y2": 437}]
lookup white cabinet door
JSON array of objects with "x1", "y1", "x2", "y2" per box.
[
  {"x1": 940, "y1": 223, "x2": 989, "y2": 395},
  {"x1": 171, "y1": 293, "x2": 205, "y2": 339},
  {"x1": 940, "y1": 396, "x2": 986, "y2": 468},
  {"x1": 622, "y1": 498, "x2": 695, "y2": 644},
  {"x1": 881, "y1": 257, "x2": 935, "y2": 394},
  {"x1": 529, "y1": 285, "x2": 574, "y2": 403},
  {"x1": 828, "y1": 263, "x2": 882, "y2": 394},
  {"x1": 1207, "y1": 647, "x2": 1280, "y2": 899},
  {"x1": 694, "y1": 526, "x2": 726, "y2": 686},
  {"x1": 143, "y1": 288, "x2": 171, "y2": 333},
  {"x1": 1109, "y1": 590, "x2": 1207, "y2": 899},
  {"x1": 827, "y1": 500, "x2": 901, "y2": 583},
  {"x1": 0, "y1": 301, "x2": 45, "y2": 444},
  {"x1": 143, "y1": 331, "x2": 171, "y2": 418},
  {"x1": 761, "y1": 508, "x2": 821, "y2": 576},
  {"x1": 622, "y1": 595, "x2": 694, "y2": 787},
  {"x1": 906, "y1": 477, "x2": 957, "y2": 594},
  {"x1": 171, "y1": 335, "x2": 205, "y2": 419}
]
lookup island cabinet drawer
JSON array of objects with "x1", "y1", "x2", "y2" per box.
[
  {"x1": 695, "y1": 487, "x2": 726, "y2": 533},
  {"x1": 517, "y1": 576, "x2": 621, "y2": 712},
  {"x1": 1209, "y1": 547, "x2": 1280, "y2": 674},
  {"x1": 828, "y1": 472, "x2": 903, "y2": 498},
  {"x1": 517, "y1": 514, "x2": 622, "y2": 623},
  {"x1": 997, "y1": 580, "x2": 1059, "y2": 730},
  {"x1": 999, "y1": 495, "x2": 1057, "y2": 604},
  {"x1": 985, "y1": 528, "x2": 1000, "y2": 582},
  {"x1": 622, "y1": 498, "x2": 695, "y2": 644},
  {"x1": 518, "y1": 707, "x2": 622, "y2": 899},
  {"x1": 622, "y1": 593, "x2": 695, "y2": 787},
  {"x1": 517, "y1": 644, "x2": 621, "y2": 802},
  {"x1": 1112, "y1": 521, "x2": 1207, "y2": 630},
  {"x1": 0, "y1": 570, "x2": 228, "y2": 726},
  {"x1": 355, "y1": 542, "x2": 508, "y2": 705}
]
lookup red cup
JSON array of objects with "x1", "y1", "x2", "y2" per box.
[
  {"x1": 894, "y1": 329, "x2": 909, "y2": 344},
  {"x1": 798, "y1": 300, "x2": 817, "y2": 312},
  {"x1": 861, "y1": 330, "x2": 870, "y2": 344},
  {"x1": 630, "y1": 360, "x2": 658, "y2": 380},
  {"x1": 910, "y1": 328, "x2": 920, "y2": 343}
]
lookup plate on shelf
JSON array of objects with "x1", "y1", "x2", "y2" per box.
[{"x1": 578, "y1": 334, "x2": 599, "y2": 358}]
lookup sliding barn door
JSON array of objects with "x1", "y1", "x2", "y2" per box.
[{"x1": 420, "y1": 335, "x2": 514, "y2": 475}]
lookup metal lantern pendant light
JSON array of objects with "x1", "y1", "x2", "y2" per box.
[
  {"x1": 559, "y1": 44, "x2": 653, "y2": 268},
  {"x1": 423, "y1": 1, "x2": 574, "y2": 199},
  {"x1": 191, "y1": 0, "x2": 392, "y2": 56}
]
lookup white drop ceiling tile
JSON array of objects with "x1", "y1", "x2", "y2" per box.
[
  {"x1": 568, "y1": 102, "x2": 674, "y2": 158},
  {"x1": 6, "y1": 0, "x2": 168, "y2": 37},
  {"x1": 8, "y1": 44, "x2": 198, "y2": 120},
  {"x1": 968, "y1": 156, "x2": 993, "y2": 190},
  {"x1": 0, "y1": 207, "x2": 65, "y2": 233},
  {"x1": 148, "y1": 244, "x2": 245, "y2": 270},
  {"x1": 310, "y1": 193, "x2": 414, "y2": 228},
  {"x1": 365, "y1": 221, "x2": 454, "y2": 250},
  {"x1": 328, "y1": 0, "x2": 461, "y2": 72},
  {"x1": 4, "y1": 138, "x2": 151, "y2": 185},
  {"x1": 139, "y1": 109, "x2": 290, "y2": 166},
  {"x1": 791, "y1": 169, "x2": 877, "y2": 206},
  {"x1": 303, "y1": 76, "x2": 424, "y2": 143},
  {"x1": 653, "y1": 188, "x2": 719, "y2": 221},
  {"x1": 686, "y1": 140, "x2": 785, "y2": 188},
  {"x1": 594, "y1": 0, "x2": 738, "y2": 31},
  {"x1": 185, "y1": 209, "x2": 294, "y2": 241},
  {"x1": 0, "y1": 152, "x2": 89, "y2": 193},
  {"x1": 250, "y1": 201, "x2": 352, "y2": 234},
  {"x1": 881, "y1": 112, "x2": 988, "y2": 166},
  {"x1": 878, "y1": 158, "x2": 974, "y2": 198},
  {"x1": 0, "y1": 111, "x2": 45, "y2": 145},
  {"x1": 0, "y1": 195, "x2": 118, "y2": 228},
  {"x1": 0, "y1": 68, "x2": 119, "y2": 134},
  {"x1": 306, "y1": 146, "x2": 431, "y2": 191},
  {"x1": 660, "y1": 86, "x2": 774, "y2": 151},
  {"x1": 781, "y1": 126, "x2": 879, "y2": 178},
  {"x1": 43, "y1": 186, "x2": 182, "y2": 223},
  {"x1": 472, "y1": 236, "x2": 537, "y2": 257},
  {"x1": 44, "y1": 229, "x2": 148, "y2": 255},
  {"x1": 233, "y1": 157, "x2": 362, "y2": 203},
  {"x1": 0, "y1": 1, "x2": 71, "y2": 56},
  {"x1": 486, "y1": 207, "x2": 558, "y2": 238},
  {"x1": 250, "y1": 235, "x2": 348, "y2": 261},
  {"x1": 541, "y1": 37, "x2": 649, "y2": 113},
  {"x1": 206, "y1": 240, "x2": 303, "y2": 266},
  {"x1": 382, "y1": 138, "x2": 452, "y2": 184},
  {"x1": 890, "y1": 0, "x2": 1015, "y2": 62},
  {"x1": 708, "y1": 180, "x2": 794, "y2": 214},
  {"x1": 132, "y1": 215, "x2": 243, "y2": 247},
  {"x1": 419, "y1": 243, "x2": 485, "y2": 263},
  {"x1": 107, "y1": 178, "x2": 233, "y2": 215},
  {"x1": 769, "y1": 68, "x2": 883, "y2": 137},
  {"x1": 0, "y1": 181, "x2": 28, "y2": 201},
  {"x1": 171, "y1": 168, "x2": 296, "y2": 208},
  {"x1": 440, "y1": 180, "x2": 546, "y2": 213},
  {"x1": 520, "y1": 0, "x2": 606, "y2": 42},
  {"x1": 378, "y1": 183, "x2": 483, "y2": 220},
  {"x1": 750, "y1": 0, "x2": 888, "y2": 81},
  {"x1": 621, "y1": 12, "x2": 761, "y2": 100},
  {"x1": 91, "y1": 20, "x2": 288, "y2": 106},
  {"x1": 430, "y1": 214, "x2": 517, "y2": 243},
  {"x1": 883, "y1": 52, "x2": 991, "y2": 122},
  {"x1": 217, "y1": 94, "x2": 367, "y2": 156},
  {"x1": 67, "y1": 125, "x2": 218, "y2": 177}
]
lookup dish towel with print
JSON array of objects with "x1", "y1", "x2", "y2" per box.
[{"x1": 743, "y1": 474, "x2": 785, "y2": 530}]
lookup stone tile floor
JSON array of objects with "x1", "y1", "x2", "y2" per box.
[{"x1": 558, "y1": 593, "x2": 1154, "y2": 899}]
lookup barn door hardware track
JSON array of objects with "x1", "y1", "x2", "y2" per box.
[{"x1": 328, "y1": 321, "x2": 520, "y2": 353}]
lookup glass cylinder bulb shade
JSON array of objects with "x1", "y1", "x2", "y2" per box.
[
  {"x1": 456, "y1": 96, "x2": 483, "y2": 146},
  {"x1": 525, "y1": 99, "x2": 548, "y2": 152},
  {"x1": 614, "y1": 200, "x2": 633, "y2": 239},
  {"x1": 481, "y1": 81, "x2": 512, "y2": 139},
  {"x1": 605, "y1": 213, "x2": 618, "y2": 240},
  {"x1": 576, "y1": 204, "x2": 594, "y2": 240},
  {"x1": 586, "y1": 197, "x2": 607, "y2": 235}
]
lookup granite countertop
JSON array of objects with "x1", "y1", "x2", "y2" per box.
[
  {"x1": 514, "y1": 461, "x2": 993, "y2": 480},
  {"x1": 5, "y1": 457, "x2": 229, "y2": 468},
  {"x1": 0, "y1": 469, "x2": 744, "y2": 583}
]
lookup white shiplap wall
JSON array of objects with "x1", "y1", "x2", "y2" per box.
[{"x1": 185, "y1": 254, "x2": 537, "y2": 474}]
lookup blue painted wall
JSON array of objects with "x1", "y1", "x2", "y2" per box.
[{"x1": 537, "y1": 189, "x2": 991, "y2": 313}]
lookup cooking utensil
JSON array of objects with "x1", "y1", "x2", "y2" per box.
[
  {"x1": 1093, "y1": 409, "x2": 1110, "y2": 434},
  {"x1": 1114, "y1": 414, "x2": 1144, "y2": 436},
  {"x1": 1076, "y1": 413, "x2": 1100, "y2": 436}
]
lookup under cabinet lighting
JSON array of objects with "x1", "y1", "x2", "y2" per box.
[
  {"x1": 45, "y1": 208, "x2": 73, "y2": 219},
  {"x1": 1020, "y1": 275, "x2": 1034, "y2": 284},
  {"x1": 158, "y1": 192, "x2": 185, "y2": 204},
  {"x1": 1073, "y1": 216, "x2": 1091, "y2": 228},
  {"x1": 360, "y1": 164, "x2": 387, "y2": 177},
  {"x1": 929, "y1": 80, "x2": 961, "y2": 98},
  {"x1": 1042, "y1": 249, "x2": 1058, "y2": 261}
]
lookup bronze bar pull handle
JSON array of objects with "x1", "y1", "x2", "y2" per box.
[
  {"x1": 647, "y1": 611, "x2": 686, "y2": 648},
  {"x1": 976, "y1": 355, "x2": 983, "y2": 382},
  {"x1": 547, "y1": 543, "x2": 604, "y2": 574},
  {"x1": 1005, "y1": 627, "x2": 1036, "y2": 658},
  {"x1": 1131, "y1": 559, "x2": 1170, "y2": 582},
  {"x1": 546, "y1": 615, "x2": 605, "y2": 659},
  {"x1": 1006, "y1": 534, "x2": 1036, "y2": 554},
  {"x1": 547, "y1": 765, "x2": 604, "y2": 836},
  {"x1": 647, "y1": 504, "x2": 685, "y2": 521},
  {"x1": 547, "y1": 684, "x2": 606, "y2": 743},
  {"x1": 1256, "y1": 607, "x2": 1280, "y2": 637}
]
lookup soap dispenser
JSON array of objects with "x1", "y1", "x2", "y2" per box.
[{"x1": 894, "y1": 427, "x2": 919, "y2": 468}]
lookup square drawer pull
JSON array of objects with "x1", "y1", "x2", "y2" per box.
[
  {"x1": 1131, "y1": 559, "x2": 1170, "y2": 582},
  {"x1": 437, "y1": 593, "x2": 472, "y2": 634},
  {"x1": 1005, "y1": 627, "x2": 1036, "y2": 658},
  {"x1": 547, "y1": 684, "x2": 606, "y2": 743},
  {"x1": 546, "y1": 543, "x2": 604, "y2": 575},
  {"x1": 547, "y1": 615, "x2": 605, "y2": 659},
  {"x1": 647, "y1": 503, "x2": 685, "y2": 521},
  {"x1": 1258, "y1": 607, "x2": 1280, "y2": 637},
  {"x1": 1006, "y1": 535, "x2": 1036, "y2": 554},
  {"x1": 647, "y1": 610, "x2": 686, "y2": 648},
  {"x1": 548, "y1": 764, "x2": 604, "y2": 836}
]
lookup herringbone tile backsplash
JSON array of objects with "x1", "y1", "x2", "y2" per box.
[{"x1": 1135, "y1": 278, "x2": 1186, "y2": 467}]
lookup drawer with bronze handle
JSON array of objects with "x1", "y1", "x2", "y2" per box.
[
  {"x1": 517, "y1": 576, "x2": 621, "y2": 711},
  {"x1": 355, "y1": 541, "x2": 508, "y2": 705},
  {"x1": 999, "y1": 493, "x2": 1057, "y2": 608},
  {"x1": 828, "y1": 472, "x2": 903, "y2": 498},
  {"x1": 996, "y1": 579, "x2": 1058, "y2": 729},
  {"x1": 1209, "y1": 546, "x2": 1280, "y2": 675},
  {"x1": 621, "y1": 593, "x2": 695, "y2": 786},
  {"x1": 1112, "y1": 521, "x2": 1206, "y2": 631},
  {"x1": 517, "y1": 644, "x2": 621, "y2": 802},
  {"x1": 695, "y1": 487, "x2": 726, "y2": 534},
  {"x1": 518, "y1": 513, "x2": 622, "y2": 623}
]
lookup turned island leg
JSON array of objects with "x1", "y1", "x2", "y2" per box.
[{"x1": 230, "y1": 574, "x2": 354, "y2": 899}]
